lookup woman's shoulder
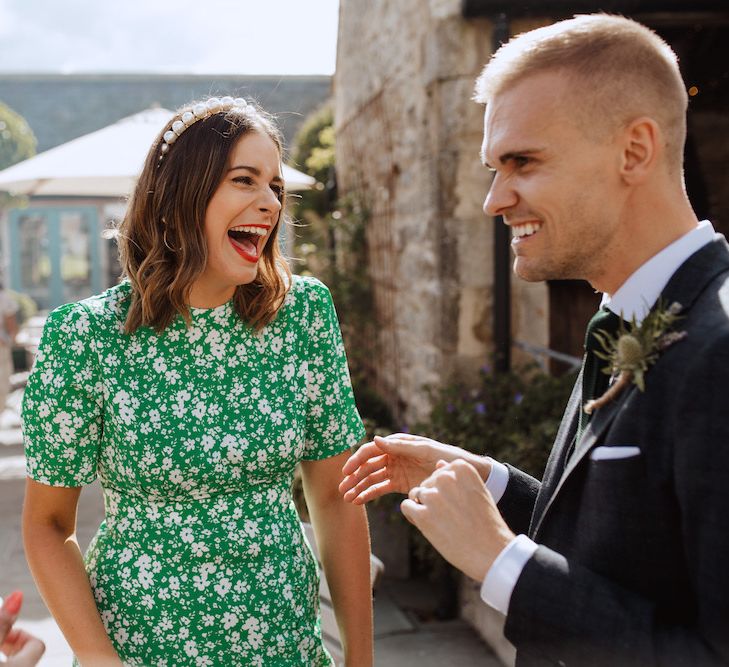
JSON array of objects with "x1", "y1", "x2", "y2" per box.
[
  {"x1": 275, "y1": 275, "x2": 333, "y2": 326},
  {"x1": 287, "y1": 274, "x2": 332, "y2": 302},
  {"x1": 45, "y1": 282, "x2": 132, "y2": 332}
]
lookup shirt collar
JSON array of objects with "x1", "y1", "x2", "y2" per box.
[{"x1": 601, "y1": 220, "x2": 716, "y2": 323}]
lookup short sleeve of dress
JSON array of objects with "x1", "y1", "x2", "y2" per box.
[
  {"x1": 22, "y1": 301, "x2": 103, "y2": 486},
  {"x1": 302, "y1": 280, "x2": 366, "y2": 460}
]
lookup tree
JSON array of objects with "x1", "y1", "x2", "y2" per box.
[
  {"x1": 292, "y1": 103, "x2": 334, "y2": 185},
  {"x1": 0, "y1": 101, "x2": 36, "y2": 170}
]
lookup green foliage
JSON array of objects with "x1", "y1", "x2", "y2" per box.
[
  {"x1": 291, "y1": 104, "x2": 334, "y2": 185},
  {"x1": 290, "y1": 105, "x2": 384, "y2": 427},
  {"x1": 289, "y1": 104, "x2": 334, "y2": 222},
  {"x1": 424, "y1": 364, "x2": 576, "y2": 479},
  {"x1": 0, "y1": 101, "x2": 36, "y2": 170}
]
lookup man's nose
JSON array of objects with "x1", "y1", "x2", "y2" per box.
[{"x1": 483, "y1": 173, "x2": 517, "y2": 218}]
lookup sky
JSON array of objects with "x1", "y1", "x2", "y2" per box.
[{"x1": 0, "y1": 0, "x2": 339, "y2": 75}]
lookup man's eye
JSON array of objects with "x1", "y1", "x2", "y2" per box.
[{"x1": 513, "y1": 156, "x2": 531, "y2": 168}]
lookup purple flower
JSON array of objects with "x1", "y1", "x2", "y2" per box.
[
  {"x1": 446, "y1": 403, "x2": 455, "y2": 414},
  {"x1": 480, "y1": 363, "x2": 491, "y2": 374},
  {"x1": 474, "y1": 402, "x2": 486, "y2": 414},
  {"x1": 514, "y1": 393, "x2": 524, "y2": 405}
]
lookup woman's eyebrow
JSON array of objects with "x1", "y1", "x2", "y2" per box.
[{"x1": 228, "y1": 165, "x2": 283, "y2": 183}]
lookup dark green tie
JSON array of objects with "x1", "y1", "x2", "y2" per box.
[{"x1": 576, "y1": 307, "x2": 623, "y2": 442}]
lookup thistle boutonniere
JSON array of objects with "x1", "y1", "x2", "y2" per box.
[{"x1": 584, "y1": 300, "x2": 687, "y2": 414}]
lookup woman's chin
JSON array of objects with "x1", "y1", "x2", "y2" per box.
[{"x1": 233, "y1": 266, "x2": 259, "y2": 286}]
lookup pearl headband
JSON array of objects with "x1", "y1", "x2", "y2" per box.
[{"x1": 158, "y1": 96, "x2": 253, "y2": 161}]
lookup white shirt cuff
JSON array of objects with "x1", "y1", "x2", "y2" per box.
[
  {"x1": 484, "y1": 458, "x2": 509, "y2": 503},
  {"x1": 480, "y1": 534, "x2": 538, "y2": 615}
]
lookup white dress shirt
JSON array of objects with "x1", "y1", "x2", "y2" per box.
[{"x1": 480, "y1": 220, "x2": 717, "y2": 615}]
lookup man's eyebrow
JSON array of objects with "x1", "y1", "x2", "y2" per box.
[
  {"x1": 228, "y1": 165, "x2": 283, "y2": 182},
  {"x1": 481, "y1": 147, "x2": 545, "y2": 169}
]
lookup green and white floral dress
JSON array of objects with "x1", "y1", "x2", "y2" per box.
[{"x1": 22, "y1": 276, "x2": 365, "y2": 667}]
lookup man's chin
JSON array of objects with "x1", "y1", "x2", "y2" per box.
[{"x1": 513, "y1": 259, "x2": 549, "y2": 283}]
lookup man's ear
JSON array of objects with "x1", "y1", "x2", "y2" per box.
[{"x1": 619, "y1": 117, "x2": 661, "y2": 184}]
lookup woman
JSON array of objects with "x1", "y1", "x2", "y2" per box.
[{"x1": 22, "y1": 97, "x2": 373, "y2": 666}]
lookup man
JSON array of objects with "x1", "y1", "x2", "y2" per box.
[{"x1": 340, "y1": 14, "x2": 729, "y2": 666}]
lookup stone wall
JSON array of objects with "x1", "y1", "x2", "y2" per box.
[{"x1": 335, "y1": 0, "x2": 549, "y2": 426}]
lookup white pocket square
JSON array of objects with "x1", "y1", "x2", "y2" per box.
[{"x1": 590, "y1": 446, "x2": 641, "y2": 461}]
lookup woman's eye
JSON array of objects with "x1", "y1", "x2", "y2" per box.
[
  {"x1": 233, "y1": 176, "x2": 254, "y2": 185},
  {"x1": 271, "y1": 185, "x2": 284, "y2": 199}
]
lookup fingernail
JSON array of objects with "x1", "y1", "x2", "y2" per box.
[{"x1": 3, "y1": 590, "x2": 23, "y2": 615}]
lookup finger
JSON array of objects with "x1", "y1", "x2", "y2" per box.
[
  {"x1": 338, "y1": 454, "x2": 389, "y2": 493},
  {"x1": 342, "y1": 467, "x2": 392, "y2": 502},
  {"x1": 4, "y1": 629, "x2": 46, "y2": 661},
  {"x1": 18, "y1": 637, "x2": 47, "y2": 663},
  {"x1": 409, "y1": 486, "x2": 440, "y2": 507},
  {"x1": 400, "y1": 498, "x2": 428, "y2": 525},
  {"x1": 407, "y1": 486, "x2": 422, "y2": 503},
  {"x1": 0, "y1": 590, "x2": 23, "y2": 643},
  {"x1": 375, "y1": 434, "x2": 424, "y2": 446},
  {"x1": 435, "y1": 459, "x2": 449, "y2": 469},
  {"x1": 419, "y1": 466, "x2": 458, "y2": 491},
  {"x1": 0, "y1": 627, "x2": 19, "y2": 654},
  {"x1": 379, "y1": 433, "x2": 420, "y2": 441},
  {"x1": 348, "y1": 479, "x2": 399, "y2": 505},
  {"x1": 341, "y1": 441, "x2": 385, "y2": 475}
]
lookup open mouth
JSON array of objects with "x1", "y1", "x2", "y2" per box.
[
  {"x1": 227, "y1": 225, "x2": 268, "y2": 262},
  {"x1": 511, "y1": 221, "x2": 542, "y2": 240}
]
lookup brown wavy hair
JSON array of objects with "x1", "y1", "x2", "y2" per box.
[{"x1": 117, "y1": 100, "x2": 292, "y2": 334}]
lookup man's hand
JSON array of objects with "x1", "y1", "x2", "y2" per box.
[
  {"x1": 401, "y1": 460, "x2": 515, "y2": 582},
  {"x1": 0, "y1": 591, "x2": 45, "y2": 666},
  {"x1": 339, "y1": 433, "x2": 492, "y2": 504}
]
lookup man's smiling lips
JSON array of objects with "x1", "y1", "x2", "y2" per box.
[
  {"x1": 227, "y1": 224, "x2": 270, "y2": 262},
  {"x1": 509, "y1": 220, "x2": 543, "y2": 244}
]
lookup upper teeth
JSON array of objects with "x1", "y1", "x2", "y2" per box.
[
  {"x1": 230, "y1": 225, "x2": 267, "y2": 236},
  {"x1": 512, "y1": 222, "x2": 541, "y2": 238}
]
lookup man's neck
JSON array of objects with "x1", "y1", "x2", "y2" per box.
[{"x1": 592, "y1": 187, "x2": 698, "y2": 295}]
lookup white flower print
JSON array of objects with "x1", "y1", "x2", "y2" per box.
[{"x1": 214, "y1": 577, "x2": 231, "y2": 596}]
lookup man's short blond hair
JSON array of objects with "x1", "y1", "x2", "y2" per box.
[{"x1": 474, "y1": 14, "x2": 688, "y2": 171}]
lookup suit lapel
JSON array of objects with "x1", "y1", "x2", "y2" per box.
[
  {"x1": 531, "y1": 385, "x2": 632, "y2": 537},
  {"x1": 529, "y1": 377, "x2": 582, "y2": 533},
  {"x1": 564, "y1": 383, "x2": 636, "y2": 476}
]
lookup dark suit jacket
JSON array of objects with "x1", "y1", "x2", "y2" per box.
[{"x1": 498, "y1": 237, "x2": 729, "y2": 666}]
